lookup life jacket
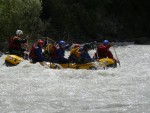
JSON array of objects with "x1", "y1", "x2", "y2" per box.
[
  {"x1": 97, "y1": 44, "x2": 112, "y2": 59},
  {"x1": 29, "y1": 44, "x2": 37, "y2": 59},
  {"x1": 70, "y1": 47, "x2": 81, "y2": 58},
  {"x1": 8, "y1": 36, "x2": 21, "y2": 50},
  {"x1": 44, "y1": 43, "x2": 57, "y2": 58}
]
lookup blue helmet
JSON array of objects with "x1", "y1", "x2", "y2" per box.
[
  {"x1": 103, "y1": 40, "x2": 109, "y2": 45},
  {"x1": 59, "y1": 40, "x2": 66, "y2": 45}
]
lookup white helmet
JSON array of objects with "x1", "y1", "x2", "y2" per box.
[{"x1": 16, "y1": 30, "x2": 23, "y2": 36}]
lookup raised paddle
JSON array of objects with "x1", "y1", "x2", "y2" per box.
[{"x1": 112, "y1": 45, "x2": 121, "y2": 66}]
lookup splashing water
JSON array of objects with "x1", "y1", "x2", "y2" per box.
[{"x1": 0, "y1": 45, "x2": 150, "y2": 113}]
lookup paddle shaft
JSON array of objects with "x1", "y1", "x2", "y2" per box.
[{"x1": 113, "y1": 46, "x2": 121, "y2": 66}]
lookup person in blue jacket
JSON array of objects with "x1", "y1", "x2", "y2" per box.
[
  {"x1": 29, "y1": 39, "x2": 45, "y2": 63},
  {"x1": 79, "y1": 43, "x2": 94, "y2": 63},
  {"x1": 52, "y1": 40, "x2": 70, "y2": 63}
]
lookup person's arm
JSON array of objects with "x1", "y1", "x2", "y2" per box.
[
  {"x1": 20, "y1": 39, "x2": 27, "y2": 43},
  {"x1": 14, "y1": 38, "x2": 27, "y2": 44}
]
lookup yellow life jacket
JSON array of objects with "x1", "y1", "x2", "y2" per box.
[
  {"x1": 44, "y1": 43, "x2": 58, "y2": 60},
  {"x1": 45, "y1": 43, "x2": 55, "y2": 54},
  {"x1": 70, "y1": 47, "x2": 81, "y2": 58}
]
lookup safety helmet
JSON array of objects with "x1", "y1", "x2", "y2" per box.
[
  {"x1": 83, "y1": 43, "x2": 91, "y2": 50},
  {"x1": 16, "y1": 30, "x2": 23, "y2": 36},
  {"x1": 103, "y1": 40, "x2": 109, "y2": 45},
  {"x1": 59, "y1": 40, "x2": 66, "y2": 46},
  {"x1": 38, "y1": 39, "x2": 44, "y2": 46}
]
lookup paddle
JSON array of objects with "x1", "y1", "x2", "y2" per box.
[
  {"x1": 45, "y1": 37, "x2": 56, "y2": 45},
  {"x1": 112, "y1": 45, "x2": 121, "y2": 66},
  {"x1": 39, "y1": 62, "x2": 50, "y2": 68}
]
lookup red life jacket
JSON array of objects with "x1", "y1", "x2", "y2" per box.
[
  {"x1": 8, "y1": 36, "x2": 21, "y2": 50},
  {"x1": 97, "y1": 44, "x2": 112, "y2": 59},
  {"x1": 29, "y1": 44, "x2": 37, "y2": 59}
]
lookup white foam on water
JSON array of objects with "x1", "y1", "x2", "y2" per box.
[{"x1": 0, "y1": 45, "x2": 150, "y2": 113}]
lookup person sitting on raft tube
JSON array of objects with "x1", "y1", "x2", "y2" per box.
[
  {"x1": 8, "y1": 30, "x2": 27, "y2": 57},
  {"x1": 78, "y1": 43, "x2": 94, "y2": 64},
  {"x1": 93, "y1": 40, "x2": 119, "y2": 63},
  {"x1": 68, "y1": 44, "x2": 81, "y2": 63},
  {"x1": 52, "y1": 40, "x2": 70, "y2": 63},
  {"x1": 29, "y1": 39, "x2": 45, "y2": 63}
]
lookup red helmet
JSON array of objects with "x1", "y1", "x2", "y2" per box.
[{"x1": 38, "y1": 39, "x2": 44, "y2": 46}]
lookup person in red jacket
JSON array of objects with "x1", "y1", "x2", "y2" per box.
[
  {"x1": 29, "y1": 39, "x2": 52, "y2": 67},
  {"x1": 8, "y1": 30, "x2": 27, "y2": 57},
  {"x1": 29, "y1": 39, "x2": 45, "y2": 63},
  {"x1": 94, "y1": 40, "x2": 118, "y2": 63}
]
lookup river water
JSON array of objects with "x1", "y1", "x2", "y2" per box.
[{"x1": 0, "y1": 44, "x2": 150, "y2": 113}]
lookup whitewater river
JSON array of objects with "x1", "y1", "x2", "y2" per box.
[{"x1": 0, "y1": 44, "x2": 150, "y2": 113}]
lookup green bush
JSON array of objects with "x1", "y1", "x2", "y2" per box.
[{"x1": 0, "y1": 0, "x2": 46, "y2": 42}]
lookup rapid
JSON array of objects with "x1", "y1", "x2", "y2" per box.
[{"x1": 0, "y1": 44, "x2": 150, "y2": 113}]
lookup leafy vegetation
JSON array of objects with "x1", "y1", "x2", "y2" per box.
[
  {"x1": 0, "y1": 0, "x2": 150, "y2": 48},
  {"x1": 0, "y1": 0, "x2": 46, "y2": 41}
]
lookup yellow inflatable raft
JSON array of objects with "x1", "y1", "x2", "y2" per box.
[
  {"x1": 48, "y1": 58, "x2": 116, "y2": 70},
  {"x1": 98, "y1": 58, "x2": 117, "y2": 68},
  {"x1": 5, "y1": 55, "x2": 23, "y2": 66},
  {"x1": 4, "y1": 54, "x2": 116, "y2": 69},
  {"x1": 48, "y1": 62, "x2": 98, "y2": 70}
]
